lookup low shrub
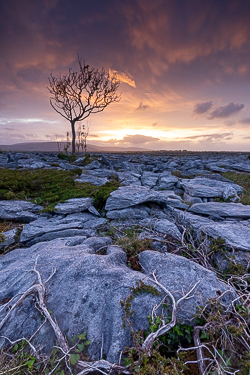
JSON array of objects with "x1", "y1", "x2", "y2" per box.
[
  {"x1": 222, "y1": 171, "x2": 250, "y2": 205},
  {"x1": 0, "y1": 169, "x2": 120, "y2": 211}
]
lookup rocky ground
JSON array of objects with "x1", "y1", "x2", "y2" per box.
[{"x1": 1, "y1": 150, "x2": 250, "y2": 374}]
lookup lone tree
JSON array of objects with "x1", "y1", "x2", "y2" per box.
[{"x1": 48, "y1": 57, "x2": 120, "y2": 155}]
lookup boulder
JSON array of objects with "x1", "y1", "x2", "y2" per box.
[
  {"x1": 0, "y1": 240, "x2": 236, "y2": 363},
  {"x1": 54, "y1": 198, "x2": 93, "y2": 214},
  {"x1": 0, "y1": 228, "x2": 18, "y2": 250},
  {"x1": 0, "y1": 201, "x2": 43, "y2": 222},
  {"x1": 183, "y1": 193, "x2": 203, "y2": 204},
  {"x1": 141, "y1": 171, "x2": 159, "y2": 188},
  {"x1": 138, "y1": 251, "x2": 236, "y2": 323},
  {"x1": 20, "y1": 213, "x2": 107, "y2": 244},
  {"x1": 106, "y1": 205, "x2": 150, "y2": 220},
  {"x1": 118, "y1": 171, "x2": 142, "y2": 186},
  {"x1": 0, "y1": 240, "x2": 161, "y2": 362},
  {"x1": 180, "y1": 177, "x2": 243, "y2": 199},
  {"x1": 189, "y1": 202, "x2": 250, "y2": 219},
  {"x1": 176, "y1": 210, "x2": 250, "y2": 251},
  {"x1": 105, "y1": 186, "x2": 186, "y2": 211},
  {"x1": 139, "y1": 218, "x2": 182, "y2": 241},
  {"x1": 158, "y1": 172, "x2": 178, "y2": 189},
  {"x1": 84, "y1": 160, "x2": 101, "y2": 169}
]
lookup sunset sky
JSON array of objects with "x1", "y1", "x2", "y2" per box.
[{"x1": 1, "y1": 0, "x2": 250, "y2": 151}]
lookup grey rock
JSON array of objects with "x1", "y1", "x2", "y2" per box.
[
  {"x1": 0, "y1": 240, "x2": 236, "y2": 363},
  {"x1": 223, "y1": 185, "x2": 240, "y2": 202},
  {"x1": 74, "y1": 156, "x2": 86, "y2": 164},
  {"x1": 0, "y1": 201, "x2": 42, "y2": 223},
  {"x1": 176, "y1": 211, "x2": 250, "y2": 251},
  {"x1": 139, "y1": 251, "x2": 236, "y2": 323},
  {"x1": 105, "y1": 186, "x2": 186, "y2": 211},
  {"x1": 20, "y1": 213, "x2": 107, "y2": 244},
  {"x1": 0, "y1": 228, "x2": 18, "y2": 250},
  {"x1": 189, "y1": 202, "x2": 250, "y2": 219},
  {"x1": 230, "y1": 163, "x2": 250, "y2": 173},
  {"x1": 0, "y1": 240, "x2": 160, "y2": 362},
  {"x1": 139, "y1": 218, "x2": 182, "y2": 240},
  {"x1": 88, "y1": 205, "x2": 101, "y2": 217},
  {"x1": 206, "y1": 163, "x2": 228, "y2": 173},
  {"x1": 84, "y1": 160, "x2": 102, "y2": 169},
  {"x1": 141, "y1": 171, "x2": 159, "y2": 188},
  {"x1": 183, "y1": 193, "x2": 203, "y2": 204},
  {"x1": 106, "y1": 205, "x2": 150, "y2": 220},
  {"x1": 158, "y1": 172, "x2": 178, "y2": 189},
  {"x1": 181, "y1": 177, "x2": 243, "y2": 198},
  {"x1": 54, "y1": 198, "x2": 93, "y2": 214},
  {"x1": 118, "y1": 172, "x2": 142, "y2": 186}
]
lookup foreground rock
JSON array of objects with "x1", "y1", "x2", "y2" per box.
[
  {"x1": 189, "y1": 202, "x2": 250, "y2": 219},
  {"x1": 54, "y1": 197, "x2": 94, "y2": 214},
  {"x1": 179, "y1": 177, "x2": 243, "y2": 202},
  {"x1": 0, "y1": 239, "x2": 236, "y2": 362},
  {"x1": 0, "y1": 201, "x2": 43, "y2": 222},
  {"x1": 0, "y1": 228, "x2": 18, "y2": 250},
  {"x1": 176, "y1": 210, "x2": 250, "y2": 251},
  {"x1": 20, "y1": 213, "x2": 107, "y2": 245},
  {"x1": 105, "y1": 186, "x2": 188, "y2": 211}
]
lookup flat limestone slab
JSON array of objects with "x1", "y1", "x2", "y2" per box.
[
  {"x1": 0, "y1": 200, "x2": 42, "y2": 222},
  {"x1": 181, "y1": 177, "x2": 243, "y2": 198},
  {"x1": 105, "y1": 186, "x2": 184, "y2": 211},
  {"x1": 177, "y1": 211, "x2": 250, "y2": 251},
  {"x1": 189, "y1": 202, "x2": 250, "y2": 219}
]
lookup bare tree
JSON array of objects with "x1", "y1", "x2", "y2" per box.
[{"x1": 48, "y1": 57, "x2": 120, "y2": 155}]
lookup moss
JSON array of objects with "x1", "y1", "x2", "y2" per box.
[
  {"x1": 57, "y1": 153, "x2": 77, "y2": 162},
  {"x1": 0, "y1": 169, "x2": 120, "y2": 211},
  {"x1": 222, "y1": 171, "x2": 250, "y2": 205},
  {"x1": 115, "y1": 229, "x2": 153, "y2": 270}
]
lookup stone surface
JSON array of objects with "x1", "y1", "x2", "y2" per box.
[
  {"x1": 0, "y1": 228, "x2": 18, "y2": 250},
  {"x1": 176, "y1": 210, "x2": 250, "y2": 251},
  {"x1": 158, "y1": 172, "x2": 178, "y2": 189},
  {"x1": 140, "y1": 218, "x2": 182, "y2": 240},
  {"x1": 0, "y1": 240, "x2": 236, "y2": 363},
  {"x1": 105, "y1": 186, "x2": 186, "y2": 211},
  {"x1": 189, "y1": 202, "x2": 250, "y2": 219},
  {"x1": 0, "y1": 201, "x2": 43, "y2": 222},
  {"x1": 106, "y1": 205, "x2": 149, "y2": 220},
  {"x1": 141, "y1": 171, "x2": 159, "y2": 188},
  {"x1": 181, "y1": 177, "x2": 243, "y2": 199},
  {"x1": 84, "y1": 160, "x2": 101, "y2": 169},
  {"x1": 139, "y1": 251, "x2": 236, "y2": 323},
  {"x1": 183, "y1": 193, "x2": 203, "y2": 204},
  {"x1": 20, "y1": 213, "x2": 107, "y2": 244},
  {"x1": 54, "y1": 198, "x2": 93, "y2": 214}
]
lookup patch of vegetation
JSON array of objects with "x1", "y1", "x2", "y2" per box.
[
  {"x1": 57, "y1": 153, "x2": 77, "y2": 162},
  {"x1": 222, "y1": 171, "x2": 250, "y2": 205},
  {"x1": 0, "y1": 168, "x2": 120, "y2": 211},
  {"x1": 0, "y1": 331, "x2": 90, "y2": 374},
  {"x1": 120, "y1": 280, "x2": 196, "y2": 374},
  {"x1": 115, "y1": 228, "x2": 153, "y2": 270}
]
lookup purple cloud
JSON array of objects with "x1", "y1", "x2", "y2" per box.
[
  {"x1": 240, "y1": 117, "x2": 250, "y2": 125},
  {"x1": 193, "y1": 101, "x2": 213, "y2": 114},
  {"x1": 209, "y1": 102, "x2": 244, "y2": 119}
]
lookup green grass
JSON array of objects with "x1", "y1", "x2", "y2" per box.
[
  {"x1": 0, "y1": 168, "x2": 120, "y2": 211},
  {"x1": 222, "y1": 172, "x2": 250, "y2": 205}
]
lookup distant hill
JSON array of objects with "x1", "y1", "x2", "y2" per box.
[{"x1": 0, "y1": 142, "x2": 150, "y2": 153}]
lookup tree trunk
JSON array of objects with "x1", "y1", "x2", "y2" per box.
[{"x1": 71, "y1": 120, "x2": 76, "y2": 155}]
